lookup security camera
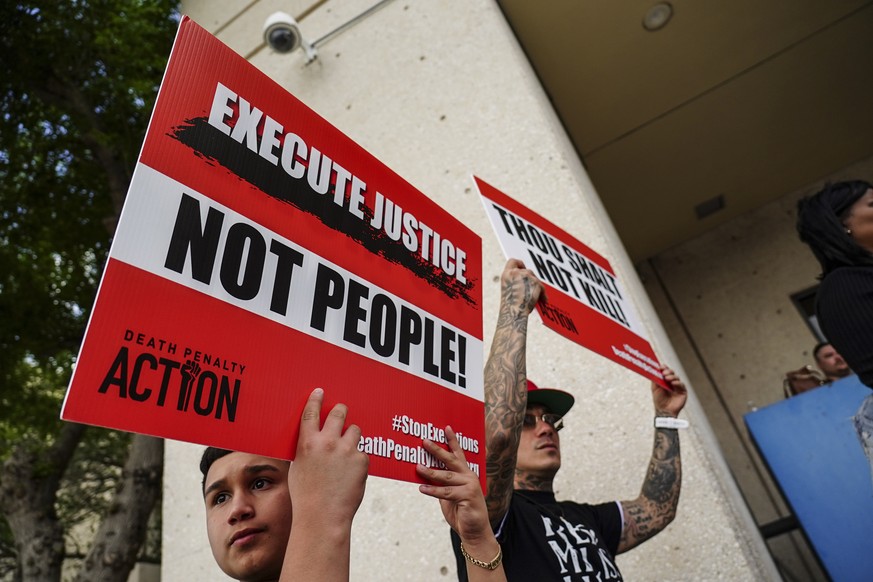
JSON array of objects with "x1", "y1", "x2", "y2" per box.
[{"x1": 264, "y1": 11, "x2": 301, "y2": 53}]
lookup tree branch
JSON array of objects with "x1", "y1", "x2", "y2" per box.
[
  {"x1": 0, "y1": 425, "x2": 86, "y2": 581},
  {"x1": 75, "y1": 434, "x2": 163, "y2": 582},
  {"x1": 35, "y1": 75, "x2": 130, "y2": 221}
]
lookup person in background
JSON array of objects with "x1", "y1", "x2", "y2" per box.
[
  {"x1": 814, "y1": 342, "x2": 853, "y2": 382},
  {"x1": 797, "y1": 179, "x2": 873, "y2": 480},
  {"x1": 782, "y1": 342, "x2": 853, "y2": 397}
]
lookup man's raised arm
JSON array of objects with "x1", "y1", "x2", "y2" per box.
[
  {"x1": 484, "y1": 259, "x2": 543, "y2": 528},
  {"x1": 617, "y1": 367, "x2": 687, "y2": 553}
]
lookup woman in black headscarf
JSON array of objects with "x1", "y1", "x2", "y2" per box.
[
  {"x1": 798, "y1": 180, "x2": 873, "y2": 383},
  {"x1": 797, "y1": 179, "x2": 873, "y2": 479}
]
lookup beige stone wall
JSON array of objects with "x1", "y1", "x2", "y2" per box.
[
  {"x1": 164, "y1": 1, "x2": 777, "y2": 580},
  {"x1": 643, "y1": 153, "x2": 873, "y2": 580}
]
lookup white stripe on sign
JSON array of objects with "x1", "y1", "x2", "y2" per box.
[{"x1": 109, "y1": 162, "x2": 483, "y2": 399}]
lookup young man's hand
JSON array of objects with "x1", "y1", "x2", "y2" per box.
[
  {"x1": 289, "y1": 388, "x2": 369, "y2": 526},
  {"x1": 281, "y1": 389, "x2": 367, "y2": 581}
]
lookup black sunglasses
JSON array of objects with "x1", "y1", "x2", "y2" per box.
[{"x1": 522, "y1": 413, "x2": 564, "y2": 432}]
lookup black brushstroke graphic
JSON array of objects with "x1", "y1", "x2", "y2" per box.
[{"x1": 169, "y1": 117, "x2": 476, "y2": 306}]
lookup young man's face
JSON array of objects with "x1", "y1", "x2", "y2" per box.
[
  {"x1": 203, "y1": 452, "x2": 292, "y2": 582},
  {"x1": 515, "y1": 404, "x2": 562, "y2": 478}
]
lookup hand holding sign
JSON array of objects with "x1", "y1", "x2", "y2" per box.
[
  {"x1": 417, "y1": 426, "x2": 488, "y2": 539},
  {"x1": 417, "y1": 426, "x2": 505, "y2": 580},
  {"x1": 652, "y1": 366, "x2": 688, "y2": 416},
  {"x1": 283, "y1": 388, "x2": 368, "y2": 581},
  {"x1": 289, "y1": 388, "x2": 368, "y2": 525},
  {"x1": 499, "y1": 259, "x2": 544, "y2": 320}
]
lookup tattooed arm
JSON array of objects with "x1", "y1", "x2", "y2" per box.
[
  {"x1": 617, "y1": 366, "x2": 687, "y2": 553},
  {"x1": 484, "y1": 259, "x2": 543, "y2": 529}
]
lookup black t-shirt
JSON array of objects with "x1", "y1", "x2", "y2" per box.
[
  {"x1": 818, "y1": 266, "x2": 873, "y2": 388},
  {"x1": 452, "y1": 490, "x2": 624, "y2": 581}
]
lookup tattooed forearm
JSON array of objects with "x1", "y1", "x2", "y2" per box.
[
  {"x1": 617, "y1": 427, "x2": 681, "y2": 553},
  {"x1": 641, "y1": 430, "x2": 680, "y2": 503},
  {"x1": 483, "y1": 275, "x2": 537, "y2": 525}
]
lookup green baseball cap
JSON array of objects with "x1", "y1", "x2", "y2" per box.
[{"x1": 526, "y1": 379, "x2": 574, "y2": 417}]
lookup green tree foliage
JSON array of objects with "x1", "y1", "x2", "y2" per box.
[{"x1": 0, "y1": 1, "x2": 178, "y2": 579}]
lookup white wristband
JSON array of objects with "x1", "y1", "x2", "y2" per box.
[{"x1": 654, "y1": 417, "x2": 688, "y2": 429}]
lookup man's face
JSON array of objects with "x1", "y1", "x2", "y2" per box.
[
  {"x1": 204, "y1": 452, "x2": 292, "y2": 582},
  {"x1": 816, "y1": 344, "x2": 851, "y2": 380},
  {"x1": 515, "y1": 404, "x2": 562, "y2": 478}
]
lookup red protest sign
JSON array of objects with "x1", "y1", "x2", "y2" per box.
[
  {"x1": 475, "y1": 177, "x2": 665, "y2": 387},
  {"x1": 61, "y1": 17, "x2": 484, "y2": 485}
]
